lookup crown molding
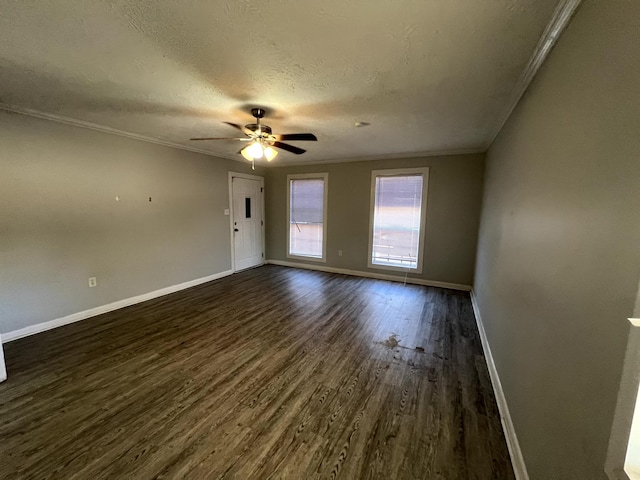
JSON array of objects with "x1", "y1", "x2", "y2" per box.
[
  {"x1": 0, "y1": 103, "x2": 481, "y2": 167},
  {"x1": 485, "y1": 0, "x2": 582, "y2": 150},
  {"x1": 0, "y1": 102, "x2": 484, "y2": 167},
  {"x1": 0, "y1": 103, "x2": 246, "y2": 163},
  {"x1": 269, "y1": 147, "x2": 485, "y2": 168}
]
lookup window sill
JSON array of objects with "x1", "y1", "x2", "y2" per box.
[
  {"x1": 367, "y1": 262, "x2": 422, "y2": 275},
  {"x1": 287, "y1": 254, "x2": 326, "y2": 263}
]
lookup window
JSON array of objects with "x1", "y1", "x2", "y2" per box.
[
  {"x1": 368, "y1": 168, "x2": 429, "y2": 273},
  {"x1": 287, "y1": 173, "x2": 328, "y2": 261}
]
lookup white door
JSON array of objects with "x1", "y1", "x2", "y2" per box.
[{"x1": 232, "y1": 176, "x2": 264, "y2": 271}]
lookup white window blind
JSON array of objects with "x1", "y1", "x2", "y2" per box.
[
  {"x1": 371, "y1": 174, "x2": 424, "y2": 269},
  {"x1": 289, "y1": 177, "x2": 325, "y2": 258}
]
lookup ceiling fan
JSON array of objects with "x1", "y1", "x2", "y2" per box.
[{"x1": 191, "y1": 108, "x2": 317, "y2": 168}]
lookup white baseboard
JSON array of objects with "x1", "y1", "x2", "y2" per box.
[
  {"x1": 2, "y1": 270, "x2": 234, "y2": 343},
  {"x1": 470, "y1": 290, "x2": 529, "y2": 480},
  {"x1": 266, "y1": 259, "x2": 471, "y2": 291},
  {"x1": 0, "y1": 333, "x2": 6, "y2": 382}
]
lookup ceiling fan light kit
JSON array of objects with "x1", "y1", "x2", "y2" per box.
[
  {"x1": 191, "y1": 108, "x2": 317, "y2": 169},
  {"x1": 241, "y1": 142, "x2": 278, "y2": 162}
]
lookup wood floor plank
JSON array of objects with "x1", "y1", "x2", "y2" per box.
[{"x1": 0, "y1": 265, "x2": 514, "y2": 479}]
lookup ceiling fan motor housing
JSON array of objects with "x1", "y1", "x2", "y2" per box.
[
  {"x1": 247, "y1": 108, "x2": 270, "y2": 137},
  {"x1": 245, "y1": 124, "x2": 272, "y2": 135}
]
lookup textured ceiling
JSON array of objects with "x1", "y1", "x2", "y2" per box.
[{"x1": 0, "y1": 0, "x2": 561, "y2": 164}]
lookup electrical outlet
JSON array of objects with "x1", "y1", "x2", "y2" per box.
[
  {"x1": 88, "y1": 277, "x2": 97, "y2": 288},
  {"x1": 338, "y1": 250, "x2": 343, "y2": 257}
]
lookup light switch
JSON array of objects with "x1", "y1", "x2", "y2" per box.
[{"x1": 224, "y1": 209, "x2": 230, "y2": 216}]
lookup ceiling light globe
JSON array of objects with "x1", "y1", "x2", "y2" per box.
[
  {"x1": 264, "y1": 146, "x2": 278, "y2": 161},
  {"x1": 247, "y1": 142, "x2": 264, "y2": 159},
  {"x1": 240, "y1": 146, "x2": 253, "y2": 161}
]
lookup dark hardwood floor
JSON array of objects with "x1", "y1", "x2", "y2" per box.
[{"x1": 0, "y1": 265, "x2": 514, "y2": 479}]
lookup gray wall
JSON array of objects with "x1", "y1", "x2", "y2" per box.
[
  {"x1": 0, "y1": 111, "x2": 263, "y2": 335},
  {"x1": 473, "y1": 1, "x2": 640, "y2": 479},
  {"x1": 265, "y1": 154, "x2": 485, "y2": 286}
]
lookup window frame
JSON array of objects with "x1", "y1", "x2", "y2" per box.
[
  {"x1": 367, "y1": 167, "x2": 430, "y2": 274},
  {"x1": 286, "y1": 172, "x2": 329, "y2": 263}
]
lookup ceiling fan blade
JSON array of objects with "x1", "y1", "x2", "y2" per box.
[
  {"x1": 274, "y1": 133, "x2": 317, "y2": 141},
  {"x1": 190, "y1": 137, "x2": 250, "y2": 141},
  {"x1": 223, "y1": 122, "x2": 252, "y2": 136},
  {"x1": 273, "y1": 141, "x2": 306, "y2": 155}
]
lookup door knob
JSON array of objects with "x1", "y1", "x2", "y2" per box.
[{"x1": 234, "y1": 228, "x2": 239, "y2": 232}]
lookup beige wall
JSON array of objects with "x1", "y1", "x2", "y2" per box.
[
  {"x1": 473, "y1": 1, "x2": 640, "y2": 479},
  {"x1": 0, "y1": 111, "x2": 263, "y2": 335},
  {"x1": 265, "y1": 154, "x2": 485, "y2": 286}
]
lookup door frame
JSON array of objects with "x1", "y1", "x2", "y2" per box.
[{"x1": 228, "y1": 172, "x2": 266, "y2": 273}]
